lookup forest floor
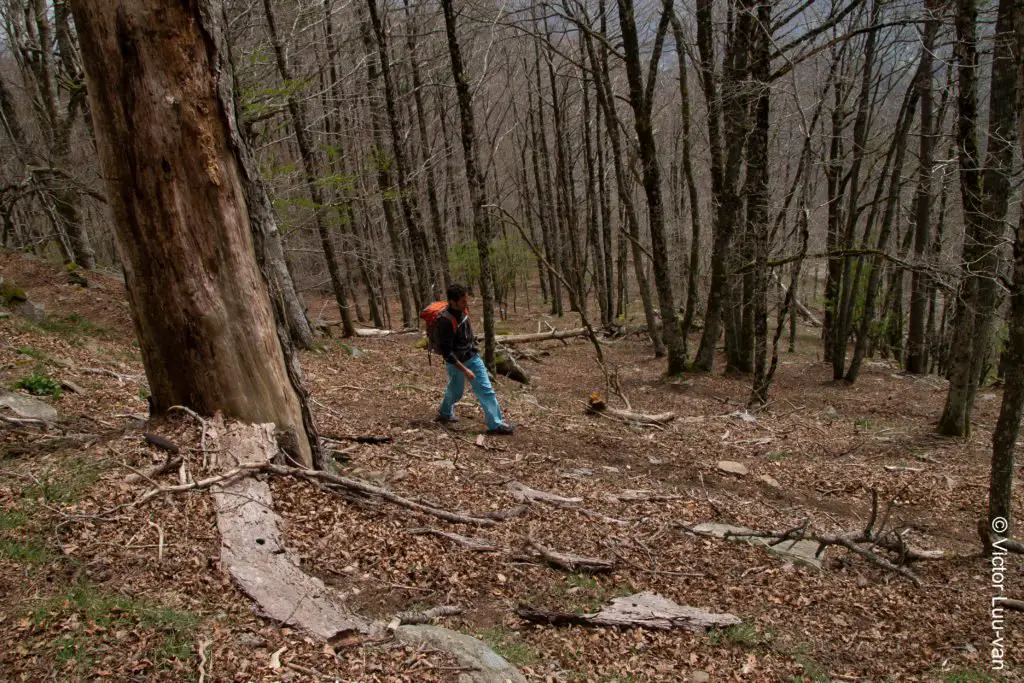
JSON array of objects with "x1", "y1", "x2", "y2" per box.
[{"x1": 0, "y1": 249, "x2": 1019, "y2": 682}]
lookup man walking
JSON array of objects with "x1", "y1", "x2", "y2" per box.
[{"x1": 434, "y1": 284, "x2": 514, "y2": 435}]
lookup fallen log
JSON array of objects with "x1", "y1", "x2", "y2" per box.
[
  {"x1": 517, "y1": 591, "x2": 741, "y2": 632},
  {"x1": 496, "y1": 328, "x2": 587, "y2": 344}
]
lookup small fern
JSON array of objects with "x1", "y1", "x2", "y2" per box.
[{"x1": 14, "y1": 373, "x2": 62, "y2": 398}]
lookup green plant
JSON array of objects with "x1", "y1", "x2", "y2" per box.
[
  {"x1": 14, "y1": 372, "x2": 62, "y2": 398},
  {"x1": 854, "y1": 417, "x2": 874, "y2": 428},
  {"x1": 0, "y1": 509, "x2": 28, "y2": 530},
  {"x1": 767, "y1": 451, "x2": 791, "y2": 462}
]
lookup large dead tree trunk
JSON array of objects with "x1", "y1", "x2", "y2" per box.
[{"x1": 72, "y1": 0, "x2": 318, "y2": 467}]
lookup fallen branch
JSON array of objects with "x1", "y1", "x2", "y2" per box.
[
  {"x1": 408, "y1": 528, "x2": 501, "y2": 552},
  {"x1": 586, "y1": 394, "x2": 675, "y2": 425},
  {"x1": 81, "y1": 367, "x2": 141, "y2": 382},
  {"x1": 135, "y1": 461, "x2": 496, "y2": 526},
  {"x1": 517, "y1": 591, "x2": 741, "y2": 631},
  {"x1": 496, "y1": 328, "x2": 587, "y2": 344},
  {"x1": 321, "y1": 432, "x2": 393, "y2": 445},
  {"x1": 522, "y1": 537, "x2": 615, "y2": 573},
  {"x1": 506, "y1": 481, "x2": 582, "y2": 507}
]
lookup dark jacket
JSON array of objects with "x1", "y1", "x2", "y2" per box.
[{"x1": 436, "y1": 306, "x2": 477, "y2": 365}]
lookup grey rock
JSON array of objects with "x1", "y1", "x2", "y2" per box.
[
  {"x1": 0, "y1": 391, "x2": 58, "y2": 422},
  {"x1": 717, "y1": 461, "x2": 748, "y2": 476},
  {"x1": 691, "y1": 672, "x2": 711, "y2": 683},
  {"x1": 12, "y1": 300, "x2": 45, "y2": 323},
  {"x1": 394, "y1": 625, "x2": 527, "y2": 683},
  {"x1": 758, "y1": 474, "x2": 781, "y2": 489},
  {"x1": 690, "y1": 522, "x2": 822, "y2": 571}
]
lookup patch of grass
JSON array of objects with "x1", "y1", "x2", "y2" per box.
[
  {"x1": 32, "y1": 583, "x2": 201, "y2": 677},
  {"x1": 13, "y1": 372, "x2": 62, "y2": 398},
  {"x1": 473, "y1": 627, "x2": 539, "y2": 667},
  {"x1": 0, "y1": 537, "x2": 53, "y2": 564},
  {"x1": 36, "y1": 313, "x2": 107, "y2": 340},
  {"x1": 0, "y1": 509, "x2": 28, "y2": 530},
  {"x1": 854, "y1": 417, "x2": 874, "y2": 428},
  {"x1": 15, "y1": 346, "x2": 45, "y2": 360},
  {"x1": 789, "y1": 644, "x2": 831, "y2": 682},
  {"x1": 767, "y1": 451, "x2": 791, "y2": 462},
  {"x1": 716, "y1": 622, "x2": 768, "y2": 648},
  {"x1": 567, "y1": 573, "x2": 600, "y2": 591},
  {"x1": 943, "y1": 672, "x2": 994, "y2": 683},
  {"x1": 22, "y1": 456, "x2": 102, "y2": 504}
]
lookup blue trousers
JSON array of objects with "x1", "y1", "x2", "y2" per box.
[{"x1": 439, "y1": 354, "x2": 504, "y2": 430}]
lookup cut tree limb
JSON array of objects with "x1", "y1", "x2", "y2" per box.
[
  {"x1": 771, "y1": 270, "x2": 822, "y2": 327},
  {"x1": 408, "y1": 528, "x2": 501, "y2": 552},
  {"x1": 124, "y1": 455, "x2": 183, "y2": 484},
  {"x1": 506, "y1": 481, "x2": 582, "y2": 507},
  {"x1": 586, "y1": 394, "x2": 675, "y2": 425},
  {"x1": 522, "y1": 537, "x2": 615, "y2": 573},
  {"x1": 517, "y1": 591, "x2": 741, "y2": 631}
]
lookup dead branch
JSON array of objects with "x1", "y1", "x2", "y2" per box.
[
  {"x1": 143, "y1": 432, "x2": 180, "y2": 454},
  {"x1": 517, "y1": 592, "x2": 741, "y2": 631},
  {"x1": 585, "y1": 394, "x2": 675, "y2": 425},
  {"x1": 134, "y1": 461, "x2": 496, "y2": 526},
  {"x1": 496, "y1": 327, "x2": 587, "y2": 344},
  {"x1": 321, "y1": 432, "x2": 393, "y2": 445},
  {"x1": 522, "y1": 537, "x2": 615, "y2": 573},
  {"x1": 124, "y1": 455, "x2": 183, "y2": 483},
  {"x1": 81, "y1": 367, "x2": 141, "y2": 382},
  {"x1": 395, "y1": 605, "x2": 463, "y2": 625},
  {"x1": 407, "y1": 528, "x2": 501, "y2": 552},
  {"x1": 506, "y1": 481, "x2": 582, "y2": 507}
]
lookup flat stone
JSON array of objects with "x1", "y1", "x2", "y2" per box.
[
  {"x1": 691, "y1": 672, "x2": 711, "y2": 683},
  {"x1": 0, "y1": 391, "x2": 58, "y2": 422},
  {"x1": 690, "y1": 522, "x2": 822, "y2": 571},
  {"x1": 717, "y1": 460, "x2": 748, "y2": 476},
  {"x1": 758, "y1": 474, "x2": 781, "y2": 488},
  {"x1": 60, "y1": 379, "x2": 87, "y2": 394},
  {"x1": 394, "y1": 625, "x2": 526, "y2": 683},
  {"x1": 429, "y1": 460, "x2": 456, "y2": 470}
]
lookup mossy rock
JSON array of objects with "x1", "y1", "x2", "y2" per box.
[{"x1": 0, "y1": 280, "x2": 27, "y2": 305}]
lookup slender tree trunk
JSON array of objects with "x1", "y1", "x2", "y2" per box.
[
  {"x1": 747, "y1": 0, "x2": 771, "y2": 399},
  {"x1": 822, "y1": 80, "x2": 846, "y2": 365},
  {"x1": 263, "y1": 0, "x2": 355, "y2": 338},
  {"x1": 73, "y1": 0, "x2": 318, "y2": 466},
  {"x1": 362, "y1": 22, "x2": 415, "y2": 327},
  {"x1": 906, "y1": 0, "x2": 939, "y2": 374},
  {"x1": 404, "y1": 0, "x2": 450, "y2": 290},
  {"x1": 440, "y1": 0, "x2": 496, "y2": 367},
  {"x1": 940, "y1": 0, "x2": 1018, "y2": 436},
  {"x1": 366, "y1": 0, "x2": 433, "y2": 307},
  {"x1": 669, "y1": 10, "x2": 702, "y2": 357},
  {"x1": 694, "y1": 0, "x2": 750, "y2": 372},
  {"x1": 583, "y1": 23, "x2": 663, "y2": 355}
]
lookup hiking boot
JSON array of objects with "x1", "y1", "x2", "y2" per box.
[
  {"x1": 486, "y1": 423, "x2": 515, "y2": 436},
  {"x1": 435, "y1": 413, "x2": 459, "y2": 424}
]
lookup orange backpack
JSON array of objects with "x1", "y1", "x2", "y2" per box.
[{"x1": 421, "y1": 302, "x2": 465, "y2": 355}]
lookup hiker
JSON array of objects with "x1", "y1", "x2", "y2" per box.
[{"x1": 428, "y1": 284, "x2": 514, "y2": 435}]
